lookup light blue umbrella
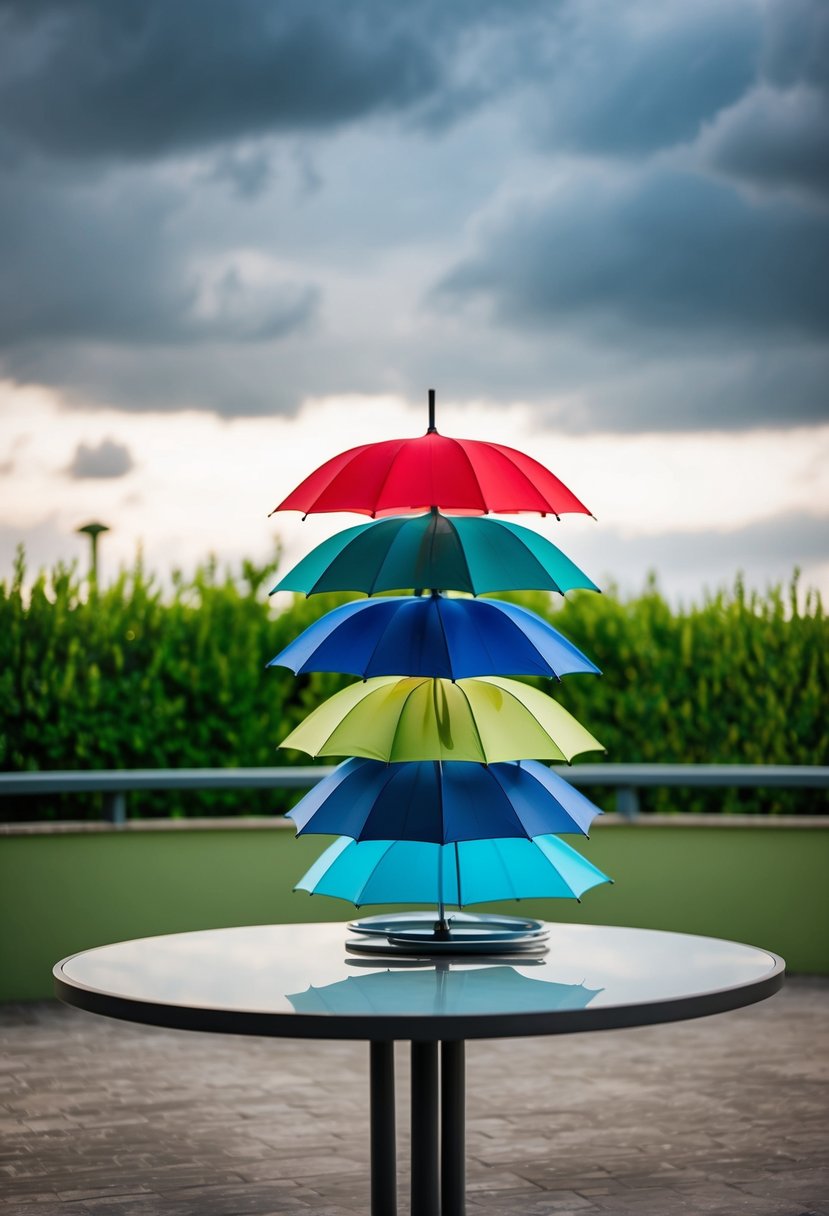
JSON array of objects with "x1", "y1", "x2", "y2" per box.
[
  {"x1": 296, "y1": 834, "x2": 611, "y2": 908},
  {"x1": 269, "y1": 593, "x2": 600, "y2": 680},
  {"x1": 288, "y1": 758, "x2": 603, "y2": 843},
  {"x1": 288, "y1": 966, "x2": 603, "y2": 1017}
]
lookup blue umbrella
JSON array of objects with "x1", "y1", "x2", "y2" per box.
[
  {"x1": 269, "y1": 594, "x2": 601, "y2": 681},
  {"x1": 296, "y1": 834, "x2": 611, "y2": 908},
  {"x1": 288, "y1": 758, "x2": 603, "y2": 843},
  {"x1": 288, "y1": 966, "x2": 602, "y2": 1017}
]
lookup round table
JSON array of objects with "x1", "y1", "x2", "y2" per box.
[{"x1": 54, "y1": 922, "x2": 784, "y2": 1216}]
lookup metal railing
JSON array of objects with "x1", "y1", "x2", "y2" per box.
[{"x1": 1, "y1": 764, "x2": 827, "y2": 824}]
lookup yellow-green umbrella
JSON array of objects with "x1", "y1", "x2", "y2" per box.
[{"x1": 280, "y1": 676, "x2": 603, "y2": 764}]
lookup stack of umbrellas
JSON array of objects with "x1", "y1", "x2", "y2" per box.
[{"x1": 269, "y1": 390, "x2": 610, "y2": 955}]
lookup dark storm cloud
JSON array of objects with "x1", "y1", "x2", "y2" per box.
[
  {"x1": 0, "y1": 0, "x2": 825, "y2": 435},
  {"x1": 0, "y1": 0, "x2": 497, "y2": 160},
  {"x1": 526, "y1": 0, "x2": 829, "y2": 175},
  {"x1": 67, "y1": 438, "x2": 134, "y2": 479},
  {"x1": 571, "y1": 343, "x2": 829, "y2": 433},
  {"x1": 530, "y1": 2, "x2": 760, "y2": 157},
  {"x1": 701, "y1": 85, "x2": 829, "y2": 199},
  {"x1": 207, "y1": 149, "x2": 274, "y2": 200},
  {"x1": 0, "y1": 166, "x2": 319, "y2": 347},
  {"x1": 437, "y1": 168, "x2": 829, "y2": 342},
  {"x1": 760, "y1": 0, "x2": 829, "y2": 93},
  {"x1": 0, "y1": 0, "x2": 780, "y2": 164},
  {"x1": 695, "y1": 0, "x2": 829, "y2": 198}
]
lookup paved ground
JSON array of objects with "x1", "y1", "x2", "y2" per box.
[{"x1": 1, "y1": 979, "x2": 827, "y2": 1216}]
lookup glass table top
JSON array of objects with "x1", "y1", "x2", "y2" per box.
[{"x1": 56, "y1": 922, "x2": 782, "y2": 1036}]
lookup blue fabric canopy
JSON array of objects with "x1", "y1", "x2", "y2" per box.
[
  {"x1": 269, "y1": 594, "x2": 600, "y2": 680},
  {"x1": 288, "y1": 758, "x2": 602, "y2": 843}
]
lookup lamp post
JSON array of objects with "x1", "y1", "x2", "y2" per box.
[{"x1": 76, "y1": 522, "x2": 110, "y2": 583}]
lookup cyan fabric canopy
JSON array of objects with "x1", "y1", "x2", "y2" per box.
[{"x1": 296, "y1": 833, "x2": 611, "y2": 907}]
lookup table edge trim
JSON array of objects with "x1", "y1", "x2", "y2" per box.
[{"x1": 53, "y1": 951, "x2": 785, "y2": 1042}]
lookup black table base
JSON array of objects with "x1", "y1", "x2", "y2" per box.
[{"x1": 370, "y1": 1039, "x2": 466, "y2": 1216}]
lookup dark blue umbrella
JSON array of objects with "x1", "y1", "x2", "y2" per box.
[
  {"x1": 269, "y1": 594, "x2": 600, "y2": 681},
  {"x1": 288, "y1": 758, "x2": 602, "y2": 843}
]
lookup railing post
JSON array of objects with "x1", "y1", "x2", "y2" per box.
[
  {"x1": 615, "y1": 786, "x2": 640, "y2": 820},
  {"x1": 103, "y1": 791, "x2": 127, "y2": 825}
]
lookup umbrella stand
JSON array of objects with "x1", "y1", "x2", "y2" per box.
[
  {"x1": 432, "y1": 844, "x2": 466, "y2": 940},
  {"x1": 346, "y1": 908, "x2": 553, "y2": 956},
  {"x1": 434, "y1": 841, "x2": 462, "y2": 936},
  {"x1": 436, "y1": 843, "x2": 449, "y2": 939},
  {"x1": 347, "y1": 885, "x2": 551, "y2": 958}
]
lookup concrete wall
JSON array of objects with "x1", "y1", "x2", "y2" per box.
[{"x1": 2, "y1": 815, "x2": 827, "y2": 1001}]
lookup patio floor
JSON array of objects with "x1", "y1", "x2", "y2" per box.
[{"x1": 1, "y1": 978, "x2": 827, "y2": 1216}]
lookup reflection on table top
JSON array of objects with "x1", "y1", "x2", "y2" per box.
[{"x1": 55, "y1": 922, "x2": 784, "y2": 1041}]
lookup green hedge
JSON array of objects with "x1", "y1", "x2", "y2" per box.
[{"x1": 1, "y1": 548, "x2": 826, "y2": 819}]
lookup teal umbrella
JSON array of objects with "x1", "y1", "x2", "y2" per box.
[{"x1": 271, "y1": 510, "x2": 597, "y2": 597}]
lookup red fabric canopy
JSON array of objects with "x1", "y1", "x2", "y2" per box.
[{"x1": 272, "y1": 432, "x2": 592, "y2": 518}]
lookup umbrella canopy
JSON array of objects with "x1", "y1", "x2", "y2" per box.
[
  {"x1": 271, "y1": 511, "x2": 598, "y2": 597},
  {"x1": 288, "y1": 965, "x2": 602, "y2": 1017},
  {"x1": 270, "y1": 401, "x2": 591, "y2": 518},
  {"x1": 296, "y1": 833, "x2": 611, "y2": 906},
  {"x1": 288, "y1": 758, "x2": 603, "y2": 843},
  {"x1": 269, "y1": 594, "x2": 601, "y2": 681},
  {"x1": 280, "y1": 675, "x2": 604, "y2": 764}
]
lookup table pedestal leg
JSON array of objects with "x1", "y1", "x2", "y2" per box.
[
  {"x1": 441, "y1": 1040, "x2": 465, "y2": 1216},
  {"x1": 370, "y1": 1041, "x2": 397, "y2": 1216},
  {"x1": 371, "y1": 1038, "x2": 467, "y2": 1216},
  {"x1": 411, "y1": 1041, "x2": 440, "y2": 1216}
]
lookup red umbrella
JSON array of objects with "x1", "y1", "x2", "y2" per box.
[{"x1": 271, "y1": 391, "x2": 592, "y2": 519}]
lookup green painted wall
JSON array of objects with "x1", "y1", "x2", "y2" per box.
[{"x1": 2, "y1": 821, "x2": 827, "y2": 1002}]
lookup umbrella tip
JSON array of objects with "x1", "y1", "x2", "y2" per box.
[{"x1": 427, "y1": 388, "x2": 437, "y2": 433}]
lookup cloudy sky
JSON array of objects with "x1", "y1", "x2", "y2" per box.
[{"x1": 1, "y1": 0, "x2": 827, "y2": 603}]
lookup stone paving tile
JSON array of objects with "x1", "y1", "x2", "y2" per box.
[{"x1": 0, "y1": 977, "x2": 827, "y2": 1214}]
